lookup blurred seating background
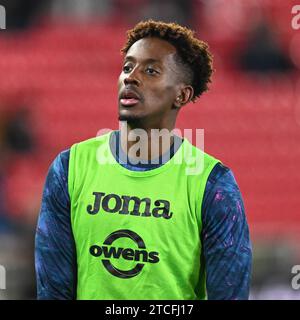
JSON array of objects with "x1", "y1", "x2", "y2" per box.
[{"x1": 0, "y1": 0, "x2": 300, "y2": 299}]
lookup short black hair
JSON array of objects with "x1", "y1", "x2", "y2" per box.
[{"x1": 121, "y1": 20, "x2": 214, "y2": 102}]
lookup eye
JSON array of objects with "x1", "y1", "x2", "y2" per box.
[
  {"x1": 123, "y1": 64, "x2": 133, "y2": 73},
  {"x1": 145, "y1": 67, "x2": 159, "y2": 75}
]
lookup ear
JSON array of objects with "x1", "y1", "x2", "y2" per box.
[{"x1": 173, "y1": 85, "x2": 194, "y2": 108}]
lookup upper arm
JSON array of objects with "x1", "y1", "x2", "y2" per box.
[
  {"x1": 35, "y1": 149, "x2": 77, "y2": 300},
  {"x1": 201, "y1": 163, "x2": 252, "y2": 300}
]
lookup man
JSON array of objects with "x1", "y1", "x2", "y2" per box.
[{"x1": 35, "y1": 20, "x2": 252, "y2": 300}]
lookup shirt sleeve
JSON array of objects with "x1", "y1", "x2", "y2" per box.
[
  {"x1": 35, "y1": 149, "x2": 77, "y2": 300},
  {"x1": 201, "y1": 163, "x2": 252, "y2": 300}
]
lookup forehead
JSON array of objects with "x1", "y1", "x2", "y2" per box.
[{"x1": 125, "y1": 37, "x2": 177, "y2": 64}]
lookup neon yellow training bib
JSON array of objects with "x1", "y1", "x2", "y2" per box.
[{"x1": 68, "y1": 131, "x2": 220, "y2": 300}]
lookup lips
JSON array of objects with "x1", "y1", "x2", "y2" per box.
[
  {"x1": 119, "y1": 89, "x2": 141, "y2": 107},
  {"x1": 120, "y1": 98, "x2": 139, "y2": 106}
]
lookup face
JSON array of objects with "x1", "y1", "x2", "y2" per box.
[{"x1": 118, "y1": 37, "x2": 185, "y2": 127}]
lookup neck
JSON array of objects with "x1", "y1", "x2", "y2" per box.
[{"x1": 119, "y1": 121, "x2": 176, "y2": 162}]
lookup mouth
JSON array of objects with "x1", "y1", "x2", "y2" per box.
[{"x1": 119, "y1": 89, "x2": 141, "y2": 107}]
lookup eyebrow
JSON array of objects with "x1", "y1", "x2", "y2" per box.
[{"x1": 124, "y1": 56, "x2": 162, "y2": 65}]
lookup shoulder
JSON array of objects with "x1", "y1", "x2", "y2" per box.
[
  {"x1": 207, "y1": 162, "x2": 234, "y2": 185},
  {"x1": 202, "y1": 162, "x2": 247, "y2": 229},
  {"x1": 206, "y1": 162, "x2": 241, "y2": 197},
  {"x1": 71, "y1": 131, "x2": 112, "y2": 152},
  {"x1": 203, "y1": 162, "x2": 243, "y2": 214},
  {"x1": 181, "y1": 139, "x2": 221, "y2": 179},
  {"x1": 43, "y1": 148, "x2": 71, "y2": 202},
  {"x1": 49, "y1": 148, "x2": 71, "y2": 180},
  {"x1": 55, "y1": 149, "x2": 70, "y2": 173},
  {"x1": 68, "y1": 132, "x2": 113, "y2": 166}
]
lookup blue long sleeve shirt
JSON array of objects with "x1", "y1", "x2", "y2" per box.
[{"x1": 35, "y1": 131, "x2": 252, "y2": 300}]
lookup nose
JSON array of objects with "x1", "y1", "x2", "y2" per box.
[{"x1": 124, "y1": 67, "x2": 141, "y2": 87}]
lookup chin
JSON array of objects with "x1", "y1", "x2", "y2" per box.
[{"x1": 118, "y1": 112, "x2": 143, "y2": 122}]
